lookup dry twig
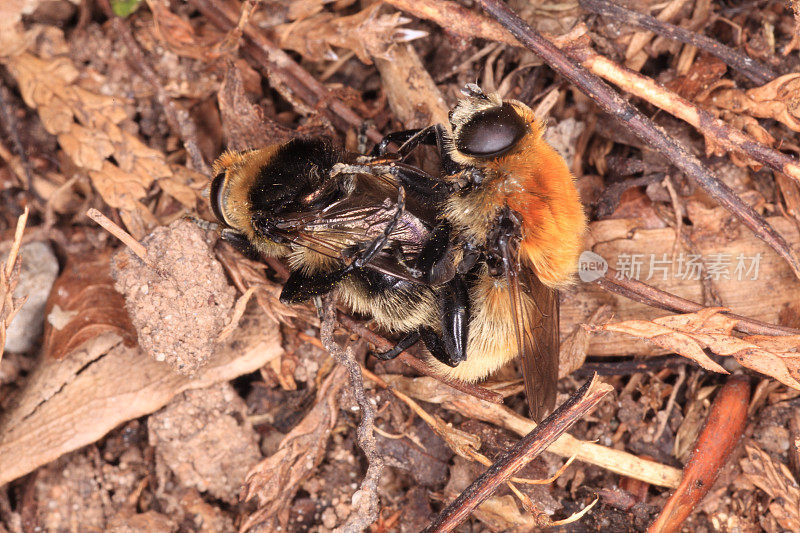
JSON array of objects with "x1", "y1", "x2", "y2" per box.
[
  {"x1": 552, "y1": 27, "x2": 800, "y2": 185},
  {"x1": 381, "y1": 374, "x2": 683, "y2": 488},
  {"x1": 579, "y1": 0, "x2": 776, "y2": 84},
  {"x1": 423, "y1": 376, "x2": 613, "y2": 532},
  {"x1": 319, "y1": 297, "x2": 383, "y2": 533},
  {"x1": 595, "y1": 267, "x2": 800, "y2": 337},
  {"x1": 649, "y1": 375, "x2": 750, "y2": 532},
  {"x1": 0, "y1": 207, "x2": 29, "y2": 363}
]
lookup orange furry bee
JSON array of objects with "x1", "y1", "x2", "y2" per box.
[{"x1": 367, "y1": 84, "x2": 587, "y2": 419}]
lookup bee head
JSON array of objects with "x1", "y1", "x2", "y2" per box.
[
  {"x1": 447, "y1": 85, "x2": 531, "y2": 164},
  {"x1": 209, "y1": 169, "x2": 230, "y2": 226},
  {"x1": 455, "y1": 103, "x2": 528, "y2": 158}
]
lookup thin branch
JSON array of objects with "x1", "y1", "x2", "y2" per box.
[
  {"x1": 579, "y1": 0, "x2": 776, "y2": 84},
  {"x1": 554, "y1": 26, "x2": 800, "y2": 186},
  {"x1": 573, "y1": 354, "x2": 693, "y2": 376},
  {"x1": 422, "y1": 376, "x2": 613, "y2": 532},
  {"x1": 595, "y1": 267, "x2": 800, "y2": 336},
  {"x1": 86, "y1": 208, "x2": 153, "y2": 268},
  {"x1": 320, "y1": 297, "x2": 383, "y2": 533}
]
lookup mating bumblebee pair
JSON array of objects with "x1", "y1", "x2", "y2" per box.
[{"x1": 210, "y1": 84, "x2": 586, "y2": 421}]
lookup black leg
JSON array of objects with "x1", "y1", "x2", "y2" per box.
[
  {"x1": 439, "y1": 275, "x2": 470, "y2": 365},
  {"x1": 418, "y1": 275, "x2": 471, "y2": 367},
  {"x1": 372, "y1": 127, "x2": 435, "y2": 158},
  {"x1": 221, "y1": 229, "x2": 261, "y2": 260},
  {"x1": 279, "y1": 268, "x2": 350, "y2": 304},
  {"x1": 414, "y1": 221, "x2": 454, "y2": 284},
  {"x1": 374, "y1": 331, "x2": 421, "y2": 360},
  {"x1": 419, "y1": 327, "x2": 458, "y2": 367}
]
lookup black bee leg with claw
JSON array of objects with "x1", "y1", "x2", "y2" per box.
[
  {"x1": 280, "y1": 188, "x2": 407, "y2": 304},
  {"x1": 374, "y1": 331, "x2": 421, "y2": 360},
  {"x1": 371, "y1": 126, "x2": 437, "y2": 158},
  {"x1": 220, "y1": 229, "x2": 262, "y2": 260},
  {"x1": 418, "y1": 275, "x2": 470, "y2": 367},
  {"x1": 371, "y1": 125, "x2": 459, "y2": 174}
]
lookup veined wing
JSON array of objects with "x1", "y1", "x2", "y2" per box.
[{"x1": 502, "y1": 240, "x2": 559, "y2": 422}]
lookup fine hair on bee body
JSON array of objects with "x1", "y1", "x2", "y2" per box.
[
  {"x1": 208, "y1": 84, "x2": 586, "y2": 420},
  {"x1": 208, "y1": 135, "x2": 456, "y2": 345},
  {"x1": 362, "y1": 84, "x2": 587, "y2": 419}
]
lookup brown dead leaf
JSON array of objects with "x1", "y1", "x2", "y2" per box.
[
  {"x1": 740, "y1": 443, "x2": 800, "y2": 531},
  {"x1": 587, "y1": 308, "x2": 800, "y2": 389},
  {"x1": 147, "y1": 0, "x2": 208, "y2": 60},
  {"x1": 559, "y1": 304, "x2": 613, "y2": 378},
  {"x1": 217, "y1": 61, "x2": 293, "y2": 151},
  {"x1": 664, "y1": 53, "x2": 727, "y2": 101},
  {"x1": 277, "y1": 4, "x2": 426, "y2": 64},
  {"x1": 0, "y1": 295, "x2": 282, "y2": 487},
  {"x1": 1, "y1": 209, "x2": 29, "y2": 362},
  {"x1": 2, "y1": 42, "x2": 184, "y2": 222},
  {"x1": 241, "y1": 365, "x2": 347, "y2": 532},
  {"x1": 42, "y1": 249, "x2": 136, "y2": 361},
  {"x1": 146, "y1": 0, "x2": 252, "y2": 63},
  {"x1": 708, "y1": 73, "x2": 800, "y2": 132}
]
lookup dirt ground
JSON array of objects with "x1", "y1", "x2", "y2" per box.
[{"x1": 1, "y1": 0, "x2": 800, "y2": 531}]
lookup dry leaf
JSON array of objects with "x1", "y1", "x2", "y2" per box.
[
  {"x1": 217, "y1": 61, "x2": 293, "y2": 151},
  {"x1": 740, "y1": 443, "x2": 800, "y2": 531},
  {"x1": 42, "y1": 249, "x2": 136, "y2": 361},
  {"x1": 3, "y1": 44, "x2": 185, "y2": 220},
  {"x1": 587, "y1": 307, "x2": 800, "y2": 389},
  {"x1": 240, "y1": 365, "x2": 347, "y2": 532},
  {"x1": 0, "y1": 295, "x2": 282, "y2": 486},
  {"x1": 708, "y1": 73, "x2": 800, "y2": 132},
  {"x1": 0, "y1": 210, "x2": 29, "y2": 361},
  {"x1": 277, "y1": 4, "x2": 426, "y2": 64}
]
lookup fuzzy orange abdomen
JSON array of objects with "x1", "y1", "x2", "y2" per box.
[{"x1": 503, "y1": 138, "x2": 586, "y2": 288}]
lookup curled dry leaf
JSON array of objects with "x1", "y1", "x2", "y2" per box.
[
  {"x1": 218, "y1": 61, "x2": 293, "y2": 151},
  {"x1": 740, "y1": 443, "x2": 800, "y2": 531},
  {"x1": 586, "y1": 307, "x2": 800, "y2": 389},
  {"x1": 277, "y1": 4, "x2": 426, "y2": 64},
  {"x1": 241, "y1": 365, "x2": 347, "y2": 532},
  {"x1": 43, "y1": 249, "x2": 136, "y2": 361},
  {"x1": 707, "y1": 73, "x2": 800, "y2": 132}
]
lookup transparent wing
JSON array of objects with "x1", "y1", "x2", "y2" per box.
[
  {"x1": 267, "y1": 184, "x2": 430, "y2": 284},
  {"x1": 502, "y1": 243, "x2": 559, "y2": 422}
]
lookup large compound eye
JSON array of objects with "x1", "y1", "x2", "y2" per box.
[
  {"x1": 210, "y1": 171, "x2": 229, "y2": 225},
  {"x1": 456, "y1": 103, "x2": 527, "y2": 158}
]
